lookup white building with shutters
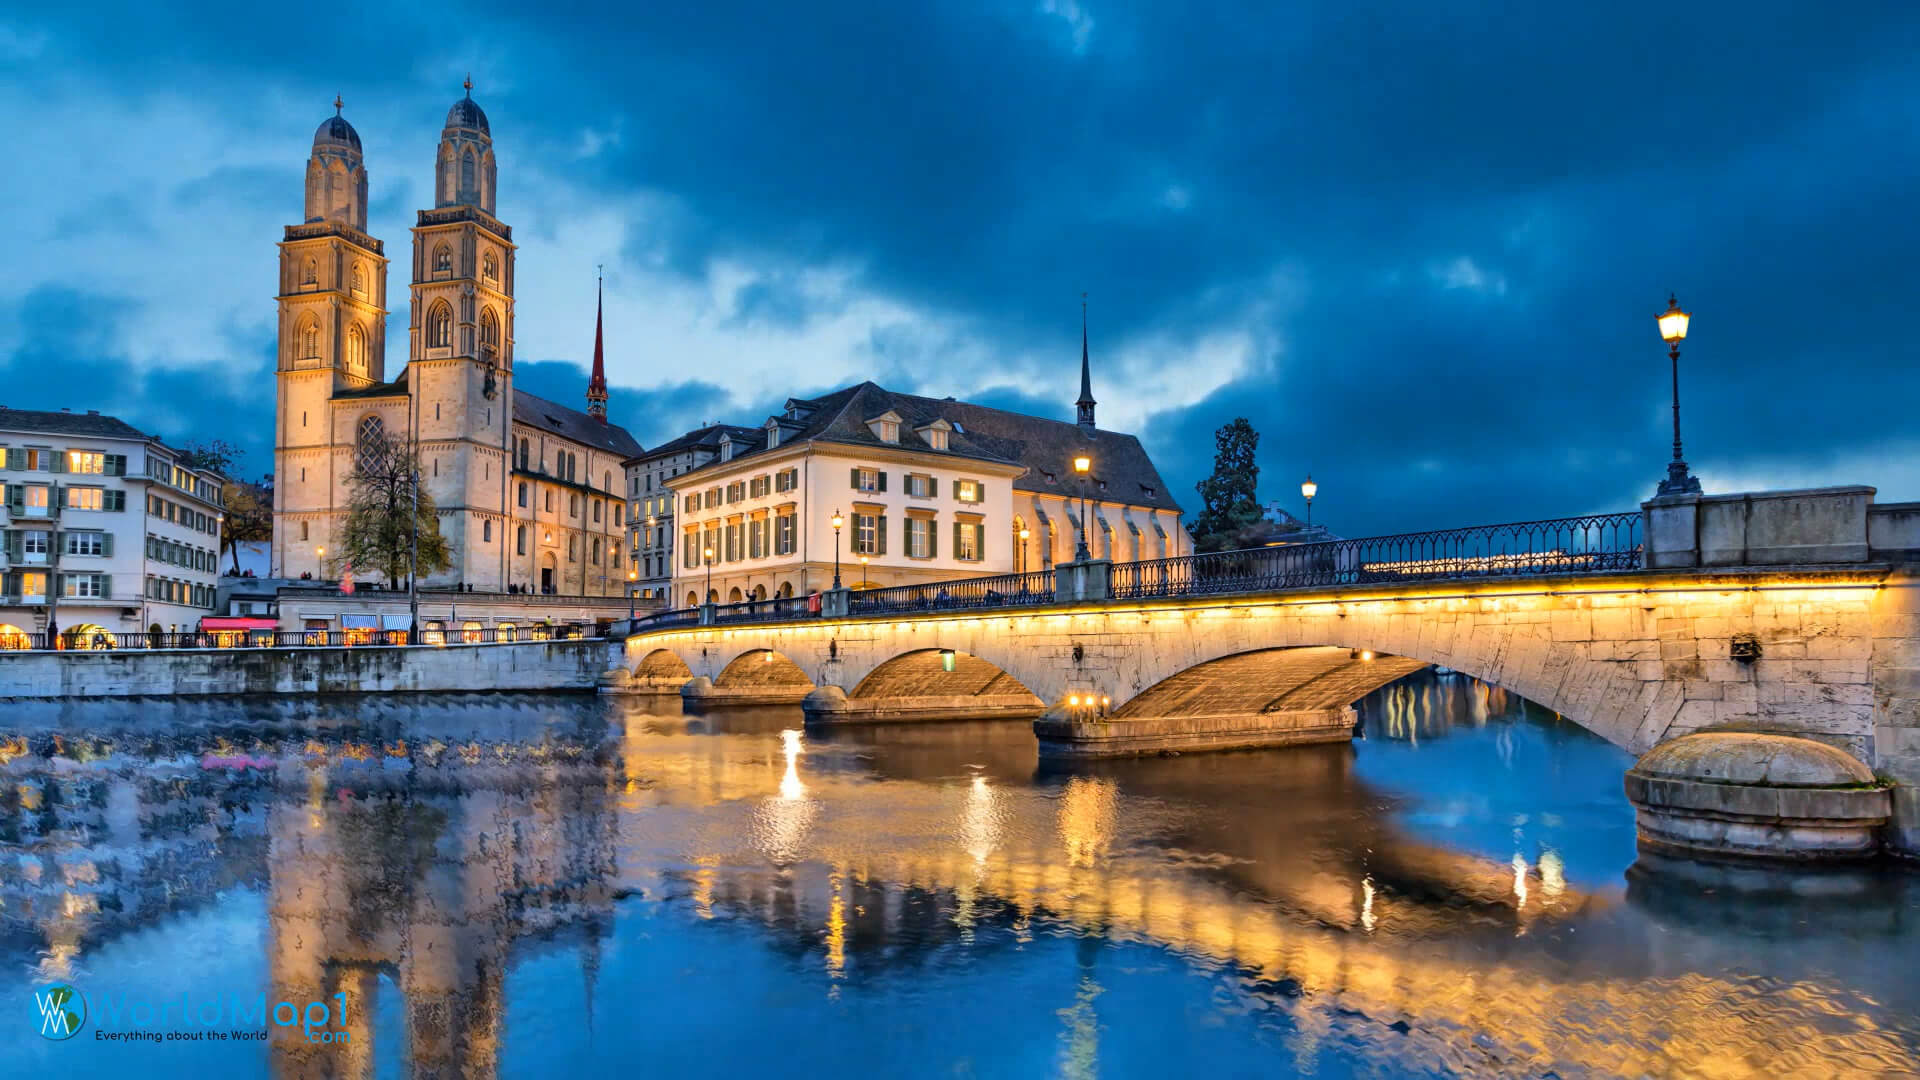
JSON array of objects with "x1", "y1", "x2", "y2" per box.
[
  {"x1": 0, "y1": 406, "x2": 226, "y2": 642},
  {"x1": 668, "y1": 378, "x2": 1189, "y2": 606}
]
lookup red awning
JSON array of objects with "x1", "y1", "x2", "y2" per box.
[{"x1": 200, "y1": 617, "x2": 279, "y2": 631}]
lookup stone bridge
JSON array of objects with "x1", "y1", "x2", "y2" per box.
[{"x1": 610, "y1": 486, "x2": 1920, "y2": 855}]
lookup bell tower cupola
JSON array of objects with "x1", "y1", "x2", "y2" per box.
[{"x1": 435, "y1": 76, "x2": 497, "y2": 214}]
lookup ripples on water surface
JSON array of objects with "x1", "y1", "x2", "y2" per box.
[{"x1": 1, "y1": 672, "x2": 1915, "y2": 1077}]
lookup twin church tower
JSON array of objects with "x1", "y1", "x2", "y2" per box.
[{"x1": 273, "y1": 84, "x2": 640, "y2": 593}]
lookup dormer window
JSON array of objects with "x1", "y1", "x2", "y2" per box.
[
  {"x1": 765, "y1": 418, "x2": 780, "y2": 449},
  {"x1": 915, "y1": 417, "x2": 953, "y2": 451},
  {"x1": 866, "y1": 410, "x2": 903, "y2": 444},
  {"x1": 719, "y1": 434, "x2": 733, "y2": 462}
]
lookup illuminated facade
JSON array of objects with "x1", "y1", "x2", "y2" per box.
[
  {"x1": 0, "y1": 406, "x2": 225, "y2": 639},
  {"x1": 271, "y1": 89, "x2": 641, "y2": 595}
]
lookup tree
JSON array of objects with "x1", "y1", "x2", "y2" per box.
[
  {"x1": 1191, "y1": 418, "x2": 1263, "y2": 552},
  {"x1": 219, "y1": 479, "x2": 274, "y2": 574},
  {"x1": 179, "y1": 438, "x2": 242, "y2": 475},
  {"x1": 338, "y1": 429, "x2": 451, "y2": 585}
]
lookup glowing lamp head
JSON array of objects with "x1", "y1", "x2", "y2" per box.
[
  {"x1": 627, "y1": 569, "x2": 637, "y2": 581},
  {"x1": 1019, "y1": 528, "x2": 1031, "y2": 540},
  {"x1": 1658, "y1": 294, "x2": 1690, "y2": 344},
  {"x1": 831, "y1": 509, "x2": 845, "y2": 531},
  {"x1": 1072, "y1": 455, "x2": 1091, "y2": 475},
  {"x1": 1300, "y1": 475, "x2": 1318, "y2": 501},
  {"x1": 703, "y1": 546, "x2": 714, "y2": 560}
]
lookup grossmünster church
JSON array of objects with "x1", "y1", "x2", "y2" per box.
[{"x1": 272, "y1": 84, "x2": 641, "y2": 595}]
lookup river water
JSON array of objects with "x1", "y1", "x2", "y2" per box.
[{"x1": 1, "y1": 672, "x2": 1915, "y2": 1078}]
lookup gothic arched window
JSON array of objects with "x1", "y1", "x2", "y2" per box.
[
  {"x1": 427, "y1": 301, "x2": 453, "y2": 349},
  {"x1": 302, "y1": 257, "x2": 318, "y2": 287},
  {"x1": 517, "y1": 524, "x2": 526, "y2": 555},
  {"x1": 517, "y1": 438, "x2": 529, "y2": 470},
  {"x1": 479, "y1": 307, "x2": 499, "y2": 361},
  {"x1": 461, "y1": 148, "x2": 476, "y2": 198},
  {"x1": 482, "y1": 252, "x2": 498, "y2": 285},
  {"x1": 351, "y1": 263, "x2": 366, "y2": 297},
  {"x1": 300, "y1": 320, "x2": 320, "y2": 360},
  {"x1": 345, "y1": 324, "x2": 368, "y2": 374},
  {"x1": 603, "y1": 470, "x2": 612, "y2": 492},
  {"x1": 355, "y1": 414, "x2": 386, "y2": 473},
  {"x1": 433, "y1": 244, "x2": 452, "y2": 275}
]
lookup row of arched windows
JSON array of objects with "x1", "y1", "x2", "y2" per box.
[
  {"x1": 298, "y1": 257, "x2": 369, "y2": 298},
  {"x1": 429, "y1": 245, "x2": 501, "y2": 285},
  {"x1": 294, "y1": 318, "x2": 368, "y2": 375},
  {"x1": 424, "y1": 301, "x2": 500, "y2": 355}
]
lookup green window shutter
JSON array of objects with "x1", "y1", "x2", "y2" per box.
[
  {"x1": 928, "y1": 519, "x2": 938, "y2": 559},
  {"x1": 978, "y1": 523, "x2": 985, "y2": 562},
  {"x1": 53, "y1": 484, "x2": 63, "y2": 508},
  {"x1": 3, "y1": 531, "x2": 19, "y2": 559},
  {"x1": 876, "y1": 515, "x2": 888, "y2": 555},
  {"x1": 49, "y1": 452, "x2": 66, "y2": 474},
  {"x1": 953, "y1": 521, "x2": 962, "y2": 559},
  {"x1": 106, "y1": 490, "x2": 122, "y2": 511},
  {"x1": 109, "y1": 454, "x2": 126, "y2": 476},
  {"x1": 4, "y1": 449, "x2": 19, "y2": 470},
  {"x1": 102, "y1": 533, "x2": 114, "y2": 557},
  {"x1": 975, "y1": 482, "x2": 985, "y2": 504},
  {"x1": 851, "y1": 467, "x2": 860, "y2": 489},
  {"x1": 902, "y1": 516, "x2": 912, "y2": 555},
  {"x1": 951, "y1": 478, "x2": 960, "y2": 499},
  {"x1": 877, "y1": 471, "x2": 887, "y2": 493},
  {"x1": 100, "y1": 575, "x2": 112, "y2": 600}
]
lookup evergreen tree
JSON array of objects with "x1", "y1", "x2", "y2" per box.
[
  {"x1": 339, "y1": 430, "x2": 451, "y2": 585},
  {"x1": 1191, "y1": 418, "x2": 1263, "y2": 552}
]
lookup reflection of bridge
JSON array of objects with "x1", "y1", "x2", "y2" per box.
[{"x1": 614, "y1": 487, "x2": 1920, "y2": 854}]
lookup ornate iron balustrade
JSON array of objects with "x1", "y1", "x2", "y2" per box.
[
  {"x1": 621, "y1": 512, "x2": 1642, "y2": 631},
  {"x1": 0, "y1": 627, "x2": 601, "y2": 652},
  {"x1": 848, "y1": 569, "x2": 1056, "y2": 615},
  {"x1": 1110, "y1": 512, "x2": 1642, "y2": 599}
]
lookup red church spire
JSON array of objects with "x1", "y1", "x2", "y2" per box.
[{"x1": 587, "y1": 267, "x2": 608, "y2": 421}]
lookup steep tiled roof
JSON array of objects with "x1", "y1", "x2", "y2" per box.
[
  {"x1": 675, "y1": 381, "x2": 1184, "y2": 513},
  {"x1": 629, "y1": 423, "x2": 764, "y2": 464},
  {"x1": 514, "y1": 389, "x2": 643, "y2": 457},
  {"x1": 0, "y1": 406, "x2": 153, "y2": 442}
]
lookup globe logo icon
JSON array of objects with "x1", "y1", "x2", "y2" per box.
[{"x1": 33, "y1": 984, "x2": 86, "y2": 1040}]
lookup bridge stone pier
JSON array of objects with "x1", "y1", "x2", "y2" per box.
[{"x1": 609, "y1": 485, "x2": 1920, "y2": 858}]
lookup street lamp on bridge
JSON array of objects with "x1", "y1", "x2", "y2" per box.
[
  {"x1": 1656, "y1": 294, "x2": 1703, "y2": 496},
  {"x1": 1072, "y1": 454, "x2": 1092, "y2": 561},
  {"x1": 830, "y1": 509, "x2": 845, "y2": 589},
  {"x1": 703, "y1": 546, "x2": 715, "y2": 604},
  {"x1": 1301, "y1": 474, "x2": 1317, "y2": 527}
]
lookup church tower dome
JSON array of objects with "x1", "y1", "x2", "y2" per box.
[
  {"x1": 304, "y1": 96, "x2": 368, "y2": 229},
  {"x1": 435, "y1": 77, "x2": 497, "y2": 213}
]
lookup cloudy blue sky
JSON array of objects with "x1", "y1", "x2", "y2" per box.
[{"x1": 3, "y1": 4, "x2": 1917, "y2": 536}]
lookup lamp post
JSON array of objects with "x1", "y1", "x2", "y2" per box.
[
  {"x1": 408, "y1": 467, "x2": 421, "y2": 643},
  {"x1": 1300, "y1": 474, "x2": 1318, "y2": 528},
  {"x1": 627, "y1": 568, "x2": 637, "y2": 623},
  {"x1": 830, "y1": 509, "x2": 845, "y2": 588},
  {"x1": 1018, "y1": 526, "x2": 1031, "y2": 574},
  {"x1": 703, "y1": 546, "x2": 715, "y2": 604},
  {"x1": 859, "y1": 553, "x2": 869, "y2": 587},
  {"x1": 1072, "y1": 455, "x2": 1092, "y2": 561},
  {"x1": 1656, "y1": 294, "x2": 1702, "y2": 495}
]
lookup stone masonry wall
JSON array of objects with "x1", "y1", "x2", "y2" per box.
[{"x1": 0, "y1": 640, "x2": 604, "y2": 698}]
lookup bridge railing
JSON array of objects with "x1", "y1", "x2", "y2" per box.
[
  {"x1": 623, "y1": 512, "x2": 1643, "y2": 631},
  {"x1": 848, "y1": 569, "x2": 1057, "y2": 615},
  {"x1": 1110, "y1": 512, "x2": 1642, "y2": 599}
]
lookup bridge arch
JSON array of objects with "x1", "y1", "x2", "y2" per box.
[
  {"x1": 632, "y1": 648, "x2": 694, "y2": 688},
  {"x1": 1110, "y1": 646, "x2": 1431, "y2": 722},
  {"x1": 713, "y1": 648, "x2": 814, "y2": 692},
  {"x1": 851, "y1": 648, "x2": 1043, "y2": 703}
]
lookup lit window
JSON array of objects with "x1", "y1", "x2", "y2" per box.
[
  {"x1": 65, "y1": 487, "x2": 104, "y2": 511},
  {"x1": 956, "y1": 479, "x2": 980, "y2": 503},
  {"x1": 67, "y1": 451, "x2": 104, "y2": 474},
  {"x1": 855, "y1": 513, "x2": 878, "y2": 554},
  {"x1": 957, "y1": 521, "x2": 980, "y2": 561},
  {"x1": 908, "y1": 518, "x2": 931, "y2": 558}
]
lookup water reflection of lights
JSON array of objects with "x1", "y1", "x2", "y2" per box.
[
  {"x1": 825, "y1": 869, "x2": 847, "y2": 980},
  {"x1": 779, "y1": 729, "x2": 805, "y2": 801},
  {"x1": 1360, "y1": 876, "x2": 1377, "y2": 933},
  {"x1": 754, "y1": 730, "x2": 815, "y2": 864},
  {"x1": 1511, "y1": 853, "x2": 1530, "y2": 914},
  {"x1": 1058, "y1": 778, "x2": 1118, "y2": 868},
  {"x1": 1538, "y1": 849, "x2": 1566, "y2": 899},
  {"x1": 961, "y1": 774, "x2": 998, "y2": 868}
]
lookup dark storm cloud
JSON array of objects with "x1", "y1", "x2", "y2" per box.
[
  {"x1": 8, "y1": 3, "x2": 1920, "y2": 534},
  {"x1": 1, "y1": 287, "x2": 277, "y2": 476}
]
